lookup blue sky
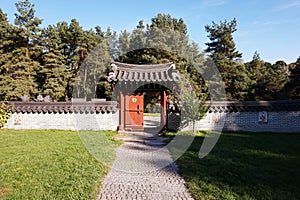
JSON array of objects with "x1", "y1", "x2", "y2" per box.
[{"x1": 1, "y1": 0, "x2": 300, "y2": 64}]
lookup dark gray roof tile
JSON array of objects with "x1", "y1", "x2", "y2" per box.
[
  {"x1": 206, "y1": 100, "x2": 300, "y2": 112},
  {"x1": 4, "y1": 100, "x2": 300, "y2": 114},
  {"x1": 108, "y1": 62, "x2": 180, "y2": 83},
  {"x1": 6, "y1": 102, "x2": 118, "y2": 114}
]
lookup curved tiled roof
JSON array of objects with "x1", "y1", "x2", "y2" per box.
[
  {"x1": 6, "y1": 101, "x2": 118, "y2": 114},
  {"x1": 3, "y1": 100, "x2": 300, "y2": 114},
  {"x1": 107, "y1": 61, "x2": 181, "y2": 83}
]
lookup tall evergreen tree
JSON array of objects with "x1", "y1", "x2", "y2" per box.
[
  {"x1": 246, "y1": 55, "x2": 289, "y2": 100},
  {"x1": 0, "y1": 9, "x2": 15, "y2": 100},
  {"x1": 129, "y1": 20, "x2": 147, "y2": 52},
  {"x1": 62, "y1": 19, "x2": 88, "y2": 98},
  {"x1": 116, "y1": 14, "x2": 208, "y2": 111},
  {"x1": 0, "y1": 0, "x2": 42, "y2": 100},
  {"x1": 205, "y1": 18, "x2": 242, "y2": 61},
  {"x1": 75, "y1": 28, "x2": 112, "y2": 100},
  {"x1": 50, "y1": 20, "x2": 111, "y2": 100},
  {"x1": 40, "y1": 25, "x2": 69, "y2": 101},
  {"x1": 0, "y1": 9, "x2": 14, "y2": 53},
  {"x1": 205, "y1": 18, "x2": 250, "y2": 100},
  {"x1": 117, "y1": 30, "x2": 130, "y2": 60},
  {"x1": 104, "y1": 27, "x2": 117, "y2": 59},
  {"x1": 14, "y1": 0, "x2": 43, "y2": 66},
  {"x1": 267, "y1": 60, "x2": 288, "y2": 99},
  {"x1": 122, "y1": 15, "x2": 206, "y2": 97},
  {"x1": 245, "y1": 51, "x2": 267, "y2": 100},
  {"x1": 52, "y1": 21, "x2": 74, "y2": 99},
  {"x1": 89, "y1": 26, "x2": 113, "y2": 99},
  {"x1": 286, "y1": 57, "x2": 300, "y2": 99},
  {"x1": 68, "y1": 19, "x2": 85, "y2": 73},
  {"x1": 150, "y1": 13, "x2": 187, "y2": 35}
]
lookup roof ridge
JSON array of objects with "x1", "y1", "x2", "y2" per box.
[{"x1": 112, "y1": 61, "x2": 173, "y2": 67}]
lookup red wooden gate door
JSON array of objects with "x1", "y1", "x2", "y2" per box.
[{"x1": 125, "y1": 93, "x2": 144, "y2": 131}]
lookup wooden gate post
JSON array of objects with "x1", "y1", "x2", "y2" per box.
[
  {"x1": 119, "y1": 91, "x2": 125, "y2": 131},
  {"x1": 161, "y1": 91, "x2": 167, "y2": 131}
]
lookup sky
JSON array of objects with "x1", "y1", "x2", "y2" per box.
[{"x1": 1, "y1": 0, "x2": 300, "y2": 64}]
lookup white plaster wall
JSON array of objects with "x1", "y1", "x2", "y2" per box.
[
  {"x1": 4, "y1": 112, "x2": 119, "y2": 131},
  {"x1": 177, "y1": 111, "x2": 300, "y2": 132},
  {"x1": 4, "y1": 111, "x2": 300, "y2": 132}
]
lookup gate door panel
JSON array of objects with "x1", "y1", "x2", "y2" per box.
[{"x1": 125, "y1": 93, "x2": 144, "y2": 131}]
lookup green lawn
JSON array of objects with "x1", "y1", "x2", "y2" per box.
[
  {"x1": 169, "y1": 131, "x2": 300, "y2": 200},
  {"x1": 0, "y1": 129, "x2": 120, "y2": 200}
]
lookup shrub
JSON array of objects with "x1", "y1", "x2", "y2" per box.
[{"x1": 0, "y1": 100, "x2": 11, "y2": 128}]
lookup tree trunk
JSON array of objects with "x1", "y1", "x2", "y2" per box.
[
  {"x1": 192, "y1": 121, "x2": 195, "y2": 134},
  {"x1": 94, "y1": 69, "x2": 97, "y2": 98}
]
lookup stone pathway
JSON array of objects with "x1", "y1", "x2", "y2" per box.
[{"x1": 97, "y1": 128, "x2": 194, "y2": 200}]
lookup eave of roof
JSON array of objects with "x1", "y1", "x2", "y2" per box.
[
  {"x1": 108, "y1": 62, "x2": 181, "y2": 82},
  {"x1": 5, "y1": 101, "x2": 118, "y2": 114},
  {"x1": 3, "y1": 100, "x2": 300, "y2": 114}
]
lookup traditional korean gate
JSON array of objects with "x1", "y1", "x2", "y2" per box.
[
  {"x1": 107, "y1": 61, "x2": 181, "y2": 132},
  {"x1": 124, "y1": 93, "x2": 144, "y2": 131}
]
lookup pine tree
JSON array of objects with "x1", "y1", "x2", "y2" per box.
[
  {"x1": 89, "y1": 26, "x2": 113, "y2": 99},
  {"x1": 115, "y1": 14, "x2": 208, "y2": 113},
  {"x1": 76, "y1": 28, "x2": 112, "y2": 100},
  {"x1": 41, "y1": 50, "x2": 68, "y2": 101},
  {"x1": 0, "y1": 1, "x2": 42, "y2": 100},
  {"x1": 205, "y1": 18, "x2": 250, "y2": 100},
  {"x1": 58, "y1": 19, "x2": 88, "y2": 99},
  {"x1": 246, "y1": 54, "x2": 289, "y2": 100},
  {"x1": 51, "y1": 20, "x2": 111, "y2": 100},
  {"x1": 286, "y1": 57, "x2": 300, "y2": 99},
  {"x1": 129, "y1": 20, "x2": 147, "y2": 52},
  {"x1": 40, "y1": 25, "x2": 69, "y2": 101},
  {"x1": 104, "y1": 27, "x2": 117, "y2": 59},
  {"x1": 68, "y1": 19, "x2": 85, "y2": 73},
  {"x1": 14, "y1": 0, "x2": 43, "y2": 61},
  {"x1": 267, "y1": 60, "x2": 288, "y2": 99},
  {"x1": 0, "y1": 9, "x2": 15, "y2": 100},
  {"x1": 0, "y1": 9, "x2": 15, "y2": 53},
  {"x1": 85, "y1": 40, "x2": 112, "y2": 100},
  {"x1": 205, "y1": 18, "x2": 242, "y2": 61},
  {"x1": 52, "y1": 21, "x2": 74, "y2": 100},
  {"x1": 117, "y1": 14, "x2": 207, "y2": 99},
  {"x1": 150, "y1": 14, "x2": 187, "y2": 35},
  {"x1": 117, "y1": 30, "x2": 130, "y2": 60},
  {"x1": 245, "y1": 51, "x2": 266, "y2": 100}
]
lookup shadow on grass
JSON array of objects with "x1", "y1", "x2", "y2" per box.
[{"x1": 169, "y1": 132, "x2": 300, "y2": 200}]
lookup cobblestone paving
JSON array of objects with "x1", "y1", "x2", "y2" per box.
[{"x1": 97, "y1": 131, "x2": 194, "y2": 200}]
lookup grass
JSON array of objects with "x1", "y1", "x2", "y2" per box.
[
  {"x1": 0, "y1": 129, "x2": 121, "y2": 200},
  {"x1": 169, "y1": 131, "x2": 300, "y2": 200}
]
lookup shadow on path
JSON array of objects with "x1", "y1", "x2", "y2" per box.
[{"x1": 97, "y1": 122, "x2": 194, "y2": 200}]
